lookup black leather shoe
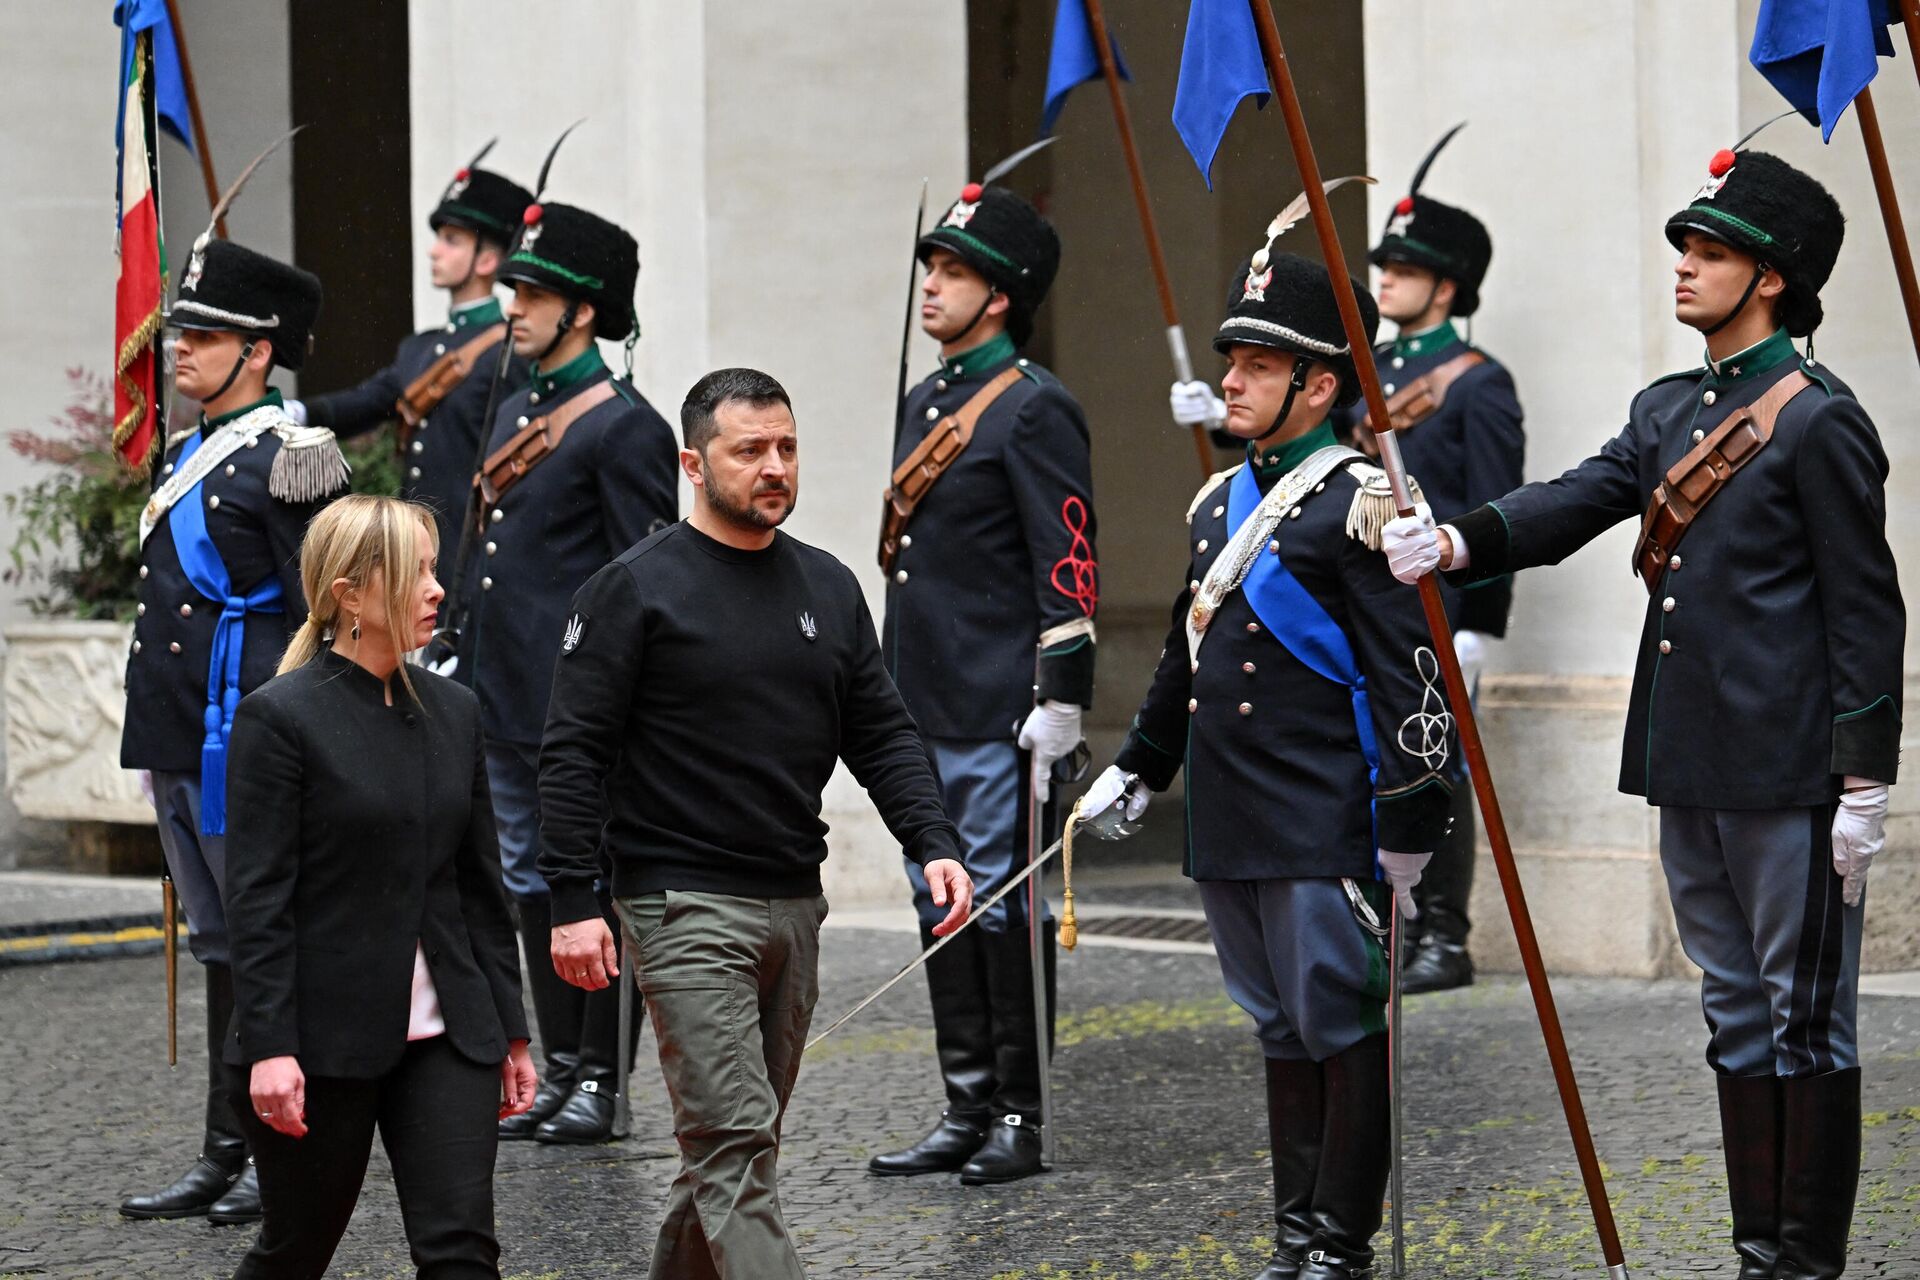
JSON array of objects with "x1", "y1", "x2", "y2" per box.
[
  {"x1": 959, "y1": 1114, "x2": 1046, "y2": 1184},
  {"x1": 1400, "y1": 940, "x2": 1473, "y2": 995},
  {"x1": 1296, "y1": 1249, "x2": 1373, "y2": 1280},
  {"x1": 535, "y1": 1079, "x2": 618, "y2": 1144},
  {"x1": 499, "y1": 1066, "x2": 572, "y2": 1143},
  {"x1": 206, "y1": 1161, "x2": 262, "y2": 1225},
  {"x1": 869, "y1": 1110, "x2": 989, "y2": 1176},
  {"x1": 1296, "y1": 1035, "x2": 1390, "y2": 1279},
  {"x1": 119, "y1": 1155, "x2": 241, "y2": 1219}
]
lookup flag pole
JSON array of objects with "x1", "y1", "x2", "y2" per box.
[
  {"x1": 1852, "y1": 86, "x2": 1920, "y2": 371},
  {"x1": 162, "y1": 0, "x2": 225, "y2": 239},
  {"x1": 1080, "y1": 0, "x2": 1217, "y2": 482},
  {"x1": 1239, "y1": 4, "x2": 1631, "y2": 1275}
]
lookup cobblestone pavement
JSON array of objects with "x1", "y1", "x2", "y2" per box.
[{"x1": 5, "y1": 874, "x2": 1920, "y2": 1278}]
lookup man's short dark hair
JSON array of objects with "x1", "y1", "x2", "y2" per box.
[{"x1": 681, "y1": 368, "x2": 793, "y2": 453}]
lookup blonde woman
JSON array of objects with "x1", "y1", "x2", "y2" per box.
[{"x1": 220, "y1": 495, "x2": 537, "y2": 1279}]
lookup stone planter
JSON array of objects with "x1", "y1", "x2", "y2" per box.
[{"x1": 3, "y1": 620, "x2": 152, "y2": 826}]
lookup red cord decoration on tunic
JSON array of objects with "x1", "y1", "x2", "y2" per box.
[{"x1": 1050, "y1": 496, "x2": 1098, "y2": 618}]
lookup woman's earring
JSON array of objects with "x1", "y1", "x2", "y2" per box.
[{"x1": 351, "y1": 614, "x2": 361, "y2": 642}]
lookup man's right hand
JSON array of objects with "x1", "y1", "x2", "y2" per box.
[
  {"x1": 552, "y1": 916, "x2": 619, "y2": 990},
  {"x1": 251, "y1": 1055, "x2": 308, "y2": 1138},
  {"x1": 1169, "y1": 380, "x2": 1226, "y2": 428},
  {"x1": 1081, "y1": 764, "x2": 1149, "y2": 825}
]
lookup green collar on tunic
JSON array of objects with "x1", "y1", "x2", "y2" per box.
[
  {"x1": 1704, "y1": 327, "x2": 1797, "y2": 384},
  {"x1": 202, "y1": 387, "x2": 283, "y2": 431},
  {"x1": 1250, "y1": 419, "x2": 1337, "y2": 475},
  {"x1": 450, "y1": 296, "x2": 504, "y2": 330},
  {"x1": 531, "y1": 346, "x2": 606, "y2": 398},
  {"x1": 1393, "y1": 319, "x2": 1463, "y2": 361},
  {"x1": 939, "y1": 331, "x2": 1017, "y2": 379}
]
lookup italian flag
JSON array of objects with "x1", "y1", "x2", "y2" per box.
[{"x1": 115, "y1": 32, "x2": 165, "y2": 470}]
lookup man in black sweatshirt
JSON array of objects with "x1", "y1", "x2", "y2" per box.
[{"x1": 539, "y1": 367, "x2": 973, "y2": 1280}]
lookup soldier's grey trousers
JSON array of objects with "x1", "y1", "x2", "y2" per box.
[
  {"x1": 152, "y1": 769, "x2": 229, "y2": 965},
  {"x1": 1198, "y1": 876, "x2": 1391, "y2": 1062},
  {"x1": 1660, "y1": 804, "x2": 1862, "y2": 1077},
  {"x1": 614, "y1": 890, "x2": 827, "y2": 1280}
]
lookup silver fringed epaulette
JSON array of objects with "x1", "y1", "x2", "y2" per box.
[
  {"x1": 165, "y1": 426, "x2": 200, "y2": 450},
  {"x1": 267, "y1": 422, "x2": 351, "y2": 503},
  {"x1": 1185, "y1": 464, "x2": 1244, "y2": 523},
  {"x1": 1344, "y1": 462, "x2": 1423, "y2": 552}
]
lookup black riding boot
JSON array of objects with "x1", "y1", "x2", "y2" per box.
[
  {"x1": 960, "y1": 923, "x2": 1055, "y2": 1185},
  {"x1": 1259, "y1": 1056, "x2": 1325, "y2": 1280},
  {"x1": 1718, "y1": 1073, "x2": 1784, "y2": 1279},
  {"x1": 537, "y1": 903, "x2": 642, "y2": 1144},
  {"x1": 1402, "y1": 781, "x2": 1475, "y2": 995},
  {"x1": 120, "y1": 964, "x2": 246, "y2": 1219},
  {"x1": 501, "y1": 896, "x2": 583, "y2": 1138},
  {"x1": 1775, "y1": 1068, "x2": 1861, "y2": 1280},
  {"x1": 1297, "y1": 1034, "x2": 1391, "y2": 1280},
  {"x1": 870, "y1": 925, "x2": 997, "y2": 1176}
]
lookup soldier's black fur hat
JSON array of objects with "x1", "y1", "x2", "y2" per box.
[
  {"x1": 430, "y1": 166, "x2": 534, "y2": 248},
  {"x1": 499, "y1": 202, "x2": 640, "y2": 342},
  {"x1": 1369, "y1": 124, "x2": 1492, "y2": 317},
  {"x1": 170, "y1": 239, "x2": 323, "y2": 371},
  {"x1": 917, "y1": 185, "x2": 1062, "y2": 346},
  {"x1": 1214, "y1": 251, "x2": 1380, "y2": 408},
  {"x1": 1665, "y1": 148, "x2": 1844, "y2": 337}
]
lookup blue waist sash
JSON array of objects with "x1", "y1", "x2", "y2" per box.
[
  {"x1": 168, "y1": 431, "x2": 284, "y2": 835},
  {"x1": 1226, "y1": 464, "x2": 1379, "y2": 860}
]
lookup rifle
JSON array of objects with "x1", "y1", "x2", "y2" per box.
[{"x1": 425, "y1": 120, "x2": 585, "y2": 675}]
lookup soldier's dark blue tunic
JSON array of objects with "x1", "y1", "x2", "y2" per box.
[
  {"x1": 303, "y1": 297, "x2": 529, "y2": 558},
  {"x1": 460, "y1": 347, "x2": 679, "y2": 750}
]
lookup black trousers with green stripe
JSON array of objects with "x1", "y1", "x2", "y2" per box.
[
  {"x1": 1197, "y1": 876, "x2": 1390, "y2": 1063},
  {"x1": 1660, "y1": 804, "x2": 1862, "y2": 1077}
]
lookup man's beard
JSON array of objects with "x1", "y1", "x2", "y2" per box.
[{"x1": 708, "y1": 479, "x2": 796, "y2": 531}]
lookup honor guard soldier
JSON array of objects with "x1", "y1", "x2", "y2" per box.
[
  {"x1": 1085, "y1": 225, "x2": 1454, "y2": 1279},
  {"x1": 118, "y1": 237, "x2": 347, "y2": 1225},
  {"x1": 287, "y1": 154, "x2": 533, "y2": 558},
  {"x1": 1339, "y1": 125, "x2": 1524, "y2": 994},
  {"x1": 463, "y1": 198, "x2": 677, "y2": 1144},
  {"x1": 1386, "y1": 146, "x2": 1902, "y2": 1280},
  {"x1": 867, "y1": 180, "x2": 1097, "y2": 1185}
]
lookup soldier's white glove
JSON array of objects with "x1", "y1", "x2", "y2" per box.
[
  {"x1": 1017, "y1": 700, "x2": 1083, "y2": 802},
  {"x1": 284, "y1": 398, "x2": 309, "y2": 426},
  {"x1": 1832, "y1": 781, "x2": 1888, "y2": 908},
  {"x1": 1080, "y1": 764, "x2": 1150, "y2": 825},
  {"x1": 1378, "y1": 850, "x2": 1431, "y2": 920},
  {"x1": 1382, "y1": 505, "x2": 1439, "y2": 584},
  {"x1": 1454, "y1": 629, "x2": 1488, "y2": 694},
  {"x1": 1170, "y1": 380, "x2": 1226, "y2": 428},
  {"x1": 426, "y1": 652, "x2": 459, "y2": 678}
]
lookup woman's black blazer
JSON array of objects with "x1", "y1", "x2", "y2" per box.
[{"x1": 222, "y1": 650, "x2": 529, "y2": 1077}]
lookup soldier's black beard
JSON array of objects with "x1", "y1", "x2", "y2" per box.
[{"x1": 708, "y1": 483, "x2": 796, "y2": 532}]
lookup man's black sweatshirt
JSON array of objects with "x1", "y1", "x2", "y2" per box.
[{"x1": 538, "y1": 521, "x2": 962, "y2": 926}]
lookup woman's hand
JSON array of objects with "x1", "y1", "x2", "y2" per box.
[
  {"x1": 499, "y1": 1040, "x2": 539, "y2": 1119},
  {"x1": 250, "y1": 1055, "x2": 308, "y2": 1138}
]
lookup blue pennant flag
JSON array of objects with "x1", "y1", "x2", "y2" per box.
[
  {"x1": 1172, "y1": 0, "x2": 1270, "y2": 189},
  {"x1": 1040, "y1": 0, "x2": 1131, "y2": 136},
  {"x1": 1750, "y1": 0, "x2": 1898, "y2": 141},
  {"x1": 115, "y1": 0, "x2": 196, "y2": 154}
]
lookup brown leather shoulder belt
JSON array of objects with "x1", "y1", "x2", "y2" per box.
[
  {"x1": 472, "y1": 379, "x2": 619, "y2": 530},
  {"x1": 394, "y1": 324, "x2": 508, "y2": 449},
  {"x1": 1631, "y1": 369, "x2": 1813, "y2": 592},
  {"x1": 1360, "y1": 349, "x2": 1487, "y2": 434},
  {"x1": 878, "y1": 365, "x2": 1025, "y2": 573}
]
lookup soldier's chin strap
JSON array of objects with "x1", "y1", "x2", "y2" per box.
[
  {"x1": 1702, "y1": 261, "x2": 1769, "y2": 338},
  {"x1": 1253, "y1": 358, "x2": 1316, "y2": 445},
  {"x1": 537, "y1": 301, "x2": 579, "y2": 366},
  {"x1": 948, "y1": 286, "x2": 1001, "y2": 350},
  {"x1": 204, "y1": 340, "x2": 259, "y2": 409}
]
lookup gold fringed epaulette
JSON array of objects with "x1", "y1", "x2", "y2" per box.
[
  {"x1": 1344, "y1": 462, "x2": 1422, "y2": 552},
  {"x1": 1185, "y1": 464, "x2": 1243, "y2": 523},
  {"x1": 268, "y1": 423, "x2": 351, "y2": 503}
]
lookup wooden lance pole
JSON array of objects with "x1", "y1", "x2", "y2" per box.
[
  {"x1": 1852, "y1": 86, "x2": 1920, "y2": 372},
  {"x1": 1081, "y1": 0, "x2": 1217, "y2": 481},
  {"x1": 162, "y1": 0, "x2": 226, "y2": 239},
  {"x1": 1240, "y1": 3, "x2": 1632, "y2": 1275}
]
